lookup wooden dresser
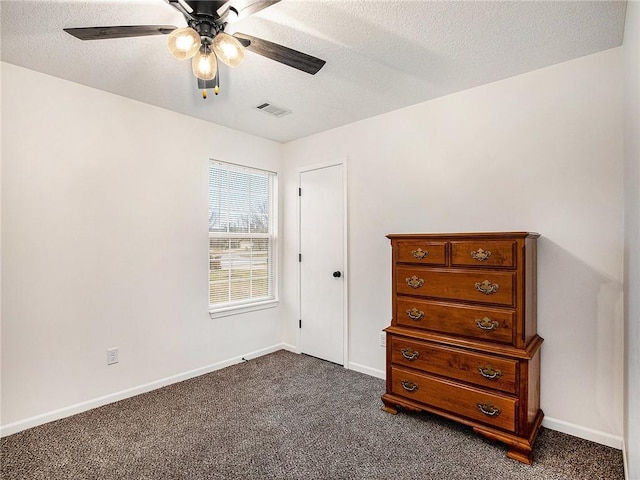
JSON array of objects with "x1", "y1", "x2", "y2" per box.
[{"x1": 382, "y1": 232, "x2": 543, "y2": 464}]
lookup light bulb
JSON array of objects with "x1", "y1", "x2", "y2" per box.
[
  {"x1": 192, "y1": 47, "x2": 217, "y2": 80},
  {"x1": 212, "y1": 32, "x2": 245, "y2": 67},
  {"x1": 167, "y1": 27, "x2": 201, "y2": 60}
]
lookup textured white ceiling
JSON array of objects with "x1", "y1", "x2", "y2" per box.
[{"x1": 0, "y1": 0, "x2": 627, "y2": 143}]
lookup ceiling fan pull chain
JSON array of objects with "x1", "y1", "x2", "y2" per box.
[
  {"x1": 214, "y1": 57, "x2": 220, "y2": 95},
  {"x1": 202, "y1": 59, "x2": 220, "y2": 99}
]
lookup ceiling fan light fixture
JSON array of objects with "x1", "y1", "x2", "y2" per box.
[
  {"x1": 212, "y1": 32, "x2": 245, "y2": 67},
  {"x1": 167, "y1": 26, "x2": 201, "y2": 60},
  {"x1": 192, "y1": 46, "x2": 217, "y2": 81}
]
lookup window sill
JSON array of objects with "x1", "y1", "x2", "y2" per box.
[{"x1": 209, "y1": 299, "x2": 279, "y2": 319}]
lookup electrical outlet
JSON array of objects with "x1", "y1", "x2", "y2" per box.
[
  {"x1": 107, "y1": 347, "x2": 119, "y2": 365},
  {"x1": 379, "y1": 332, "x2": 386, "y2": 348}
]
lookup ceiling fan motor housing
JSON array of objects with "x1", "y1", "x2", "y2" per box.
[
  {"x1": 191, "y1": 20, "x2": 221, "y2": 41},
  {"x1": 184, "y1": 0, "x2": 232, "y2": 40}
]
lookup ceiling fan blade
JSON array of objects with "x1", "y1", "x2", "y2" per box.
[
  {"x1": 228, "y1": 0, "x2": 281, "y2": 21},
  {"x1": 166, "y1": 0, "x2": 195, "y2": 21},
  {"x1": 64, "y1": 25, "x2": 177, "y2": 41},
  {"x1": 233, "y1": 33, "x2": 325, "y2": 75}
]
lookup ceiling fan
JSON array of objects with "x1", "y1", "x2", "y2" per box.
[{"x1": 64, "y1": 0, "x2": 326, "y2": 98}]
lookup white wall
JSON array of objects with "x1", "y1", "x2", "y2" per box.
[
  {"x1": 282, "y1": 48, "x2": 625, "y2": 446},
  {"x1": 0, "y1": 63, "x2": 284, "y2": 432},
  {"x1": 623, "y1": 0, "x2": 640, "y2": 477}
]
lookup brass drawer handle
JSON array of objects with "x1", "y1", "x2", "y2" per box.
[
  {"x1": 475, "y1": 280, "x2": 499, "y2": 295},
  {"x1": 406, "y1": 276, "x2": 424, "y2": 289},
  {"x1": 411, "y1": 248, "x2": 428, "y2": 259},
  {"x1": 471, "y1": 248, "x2": 492, "y2": 261},
  {"x1": 478, "y1": 364, "x2": 502, "y2": 379},
  {"x1": 476, "y1": 317, "x2": 499, "y2": 331},
  {"x1": 400, "y1": 347, "x2": 420, "y2": 361},
  {"x1": 477, "y1": 403, "x2": 501, "y2": 416},
  {"x1": 401, "y1": 380, "x2": 419, "y2": 392},
  {"x1": 406, "y1": 308, "x2": 425, "y2": 320}
]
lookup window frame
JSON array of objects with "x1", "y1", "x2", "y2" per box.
[{"x1": 208, "y1": 160, "x2": 278, "y2": 318}]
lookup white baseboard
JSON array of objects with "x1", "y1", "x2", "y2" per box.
[
  {"x1": 622, "y1": 438, "x2": 629, "y2": 480},
  {"x1": 542, "y1": 417, "x2": 624, "y2": 450},
  {"x1": 280, "y1": 342, "x2": 300, "y2": 354},
  {"x1": 348, "y1": 361, "x2": 385, "y2": 379},
  {"x1": 0, "y1": 343, "x2": 288, "y2": 438}
]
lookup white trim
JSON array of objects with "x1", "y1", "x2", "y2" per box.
[
  {"x1": 295, "y1": 158, "x2": 345, "y2": 173},
  {"x1": 209, "y1": 299, "x2": 279, "y2": 318},
  {"x1": 341, "y1": 159, "x2": 349, "y2": 367},
  {"x1": 209, "y1": 159, "x2": 276, "y2": 176},
  {"x1": 280, "y1": 342, "x2": 300, "y2": 354},
  {"x1": 348, "y1": 362, "x2": 385, "y2": 380},
  {"x1": 0, "y1": 343, "x2": 288, "y2": 438},
  {"x1": 542, "y1": 417, "x2": 624, "y2": 450},
  {"x1": 623, "y1": 438, "x2": 629, "y2": 480}
]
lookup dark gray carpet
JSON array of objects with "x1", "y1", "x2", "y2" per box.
[{"x1": 1, "y1": 350, "x2": 624, "y2": 479}]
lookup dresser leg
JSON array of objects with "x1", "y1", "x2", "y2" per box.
[
  {"x1": 474, "y1": 425, "x2": 538, "y2": 465},
  {"x1": 381, "y1": 397, "x2": 398, "y2": 414},
  {"x1": 507, "y1": 446, "x2": 533, "y2": 465}
]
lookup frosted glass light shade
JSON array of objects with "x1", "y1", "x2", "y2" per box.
[
  {"x1": 192, "y1": 47, "x2": 217, "y2": 80},
  {"x1": 167, "y1": 27, "x2": 201, "y2": 60},
  {"x1": 212, "y1": 33, "x2": 245, "y2": 67}
]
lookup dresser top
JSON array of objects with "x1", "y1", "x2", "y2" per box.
[{"x1": 386, "y1": 232, "x2": 540, "y2": 240}]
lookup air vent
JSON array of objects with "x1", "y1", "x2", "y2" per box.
[{"x1": 254, "y1": 102, "x2": 292, "y2": 118}]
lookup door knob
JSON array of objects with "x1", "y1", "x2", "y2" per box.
[{"x1": 333, "y1": 271, "x2": 342, "y2": 278}]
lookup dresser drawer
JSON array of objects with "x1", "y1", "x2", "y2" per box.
[
  {"x1": 396, "y1": 297, "x2": 515, "y2": 345},
  {"x1": 450, "y1": 240, "x2": 516, "y2": 268},
  {"x1": 396, "y1": 241, "x2": 447, "y2": 266},
  {"x1": 390, "y1": 366, "x2": 517, "y2": 432},
  {"x1": 390, "y1": 336, "x2": 518, "y2": 394},
  {"x1": 397, "y1": 267, "x2": 515, "y2": 306}
]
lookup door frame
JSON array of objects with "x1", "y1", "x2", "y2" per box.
[{"x1": 297, "y1": 158, "x2": 349, "y2": 367}]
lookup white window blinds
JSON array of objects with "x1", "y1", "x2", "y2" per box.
[{"x1": 208, "y1": 161, "x2": 277, "y2": 311}]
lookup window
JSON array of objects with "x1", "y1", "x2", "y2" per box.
[{"x1": 208, "y1": 161, "x2": 277, "y2": 315}]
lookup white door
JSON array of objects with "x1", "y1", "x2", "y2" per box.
[{"x1": 299, "y1": 163, "x2": 345, "y2": 365}]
